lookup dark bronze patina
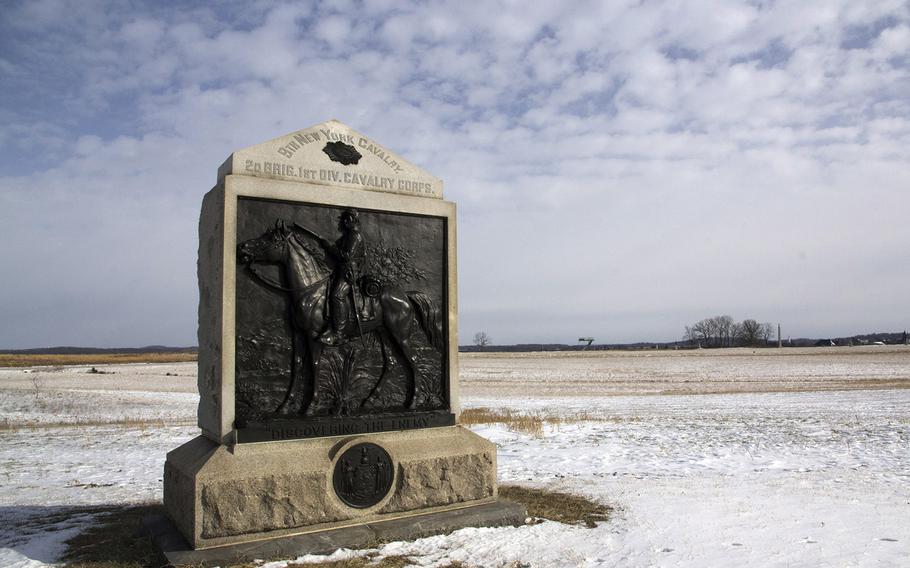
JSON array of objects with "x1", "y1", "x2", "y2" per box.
[
  {"x1": 322, "y1": 141, "x2": 362, "y2": 165},
  {"x1": 332, "y1": 442, "x2": 394, "y2": 508},
  {"x1": 234, "y1": 198, "x2": 451, "y2": 442}
]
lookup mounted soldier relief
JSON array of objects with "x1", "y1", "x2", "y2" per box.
[{"x1": 235, "y1": 201, "x2": 451, "y2": 440}]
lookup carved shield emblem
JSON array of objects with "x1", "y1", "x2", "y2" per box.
[{"x1": 323, "y1": 141, "x2": 362, "y2": 165}]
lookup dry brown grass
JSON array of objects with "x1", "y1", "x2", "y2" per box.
[
  {"x1": 500, "y1": 485, "x2": 611, "y2": 528},
  {"x1": 0, "y1": 352, "x2": 197, "y2": 368},
  {"x1": 286, "y1": 555, "x2": 414, "y2": 568},
  {"x1": 0, "y1": 418, "x2": 195, "y2": 432},
  {"x1": 460, "y1": 407, "x2": 545, "y2": 436},
  {"x1": 62, "y1": 504, "x2": 166, "y2": 568},
  {"x1": 460, "y1": 407, "x2": 598, "y2": 436}
]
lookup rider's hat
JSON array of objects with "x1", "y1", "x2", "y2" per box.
[{"x1": 340, "y1": 208, "x2": 360, "y2": 225}]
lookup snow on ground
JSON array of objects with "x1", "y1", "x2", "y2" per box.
[
  {"x1": 0, "y1": 363, "x2": 199, "y2": 568},
  {"x1": 0, "y1": 363, "x2": 196, "y2": 427},
  {"x1": 0, "y1": 363, "x2": 197, "y2": 393},
  {"x1": 0, "y1": 424, "x2": 197, "y2": 568},
  {"x1": 1, "y1": 352, "x2": 909, "y2": 567},
  {"x1": 460, "y1": 345, "x2": 910, "y2": 396},
  {"x1": 0, "y1": 389, "x2": 197, "y2": 427},
  {"x1": 269, "y1": 389, "x2": 910, "y2": 568}
]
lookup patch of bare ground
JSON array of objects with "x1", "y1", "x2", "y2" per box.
[
  {"x1": 288, "y1": 560, "x2": 529, "y2": 568},
  {"x1": 0, "y1": 352, "x2": 197, "y2": 368},
  {"x1": 654, "y1": 378, "x2": 910, "y2": 396},
  {"x1": 284, "y1": 555, "x2": 415, "y2": 568},
  {"x1": 460, "y1": 345, "x2": 910, "y2": 358},
  {"x1": 62, "y1": 504, "x2": 166, "y2": 568},
  {"x1": 0, "y1": 418, "x2": 195, "y2": 432},
  {"x1": 500, "y1": 485, "x2": 611, "y2": 528},
  {"x1": 460, "y1": 407, "x2": 597, "y2": 436}
]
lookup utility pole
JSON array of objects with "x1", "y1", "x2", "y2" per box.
[{"x1": 777, "y1": 323, "x2": 782, "y2": 348}]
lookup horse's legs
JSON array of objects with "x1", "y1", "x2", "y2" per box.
[
  {"x1": 393, "y1": 330, "x2": 422, "y2": 410},
  {"x1": 377, "y1": 290, "x2": 427, "y2": 410},
  {"x1": 275, "y1": 330, "x2": 305, "y2": 415},
  {"x1": 362, "y1": 330, "x2": 393, "y2": 409},
  {"x1": 303, "y1": 338, "x2": 324, "y2": 416},
  {"x1": 385, "y1": 316, "x2": 422, "y2": 410}
]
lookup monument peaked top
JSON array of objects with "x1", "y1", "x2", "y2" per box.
[{"x1": 218, "y1": 119, "x2": 443, "y2": 199}]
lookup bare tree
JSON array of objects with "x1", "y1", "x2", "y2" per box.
[
  {"x1": 712, "y1": 315, "x2": 735, "y2": 347},
  {"x1": 731, "y1": 321, "x2": 744, "y2": 345},
  {"x1": 685, "y1": 319, "x2": 714, "y2": 347},
  {"x1": 738, "y1": 319, "x2": 763, "y2": 346},
  {"x1": 687, "y1": 315, "x2": 735, "y2": 347},
  {"x1": 473, "y1": 331, "x2": 491, "y2": 350},
  {"x1": 684, "y1": 320, "x2": 701, "y2": 346},
  {"x1": 686, "y1": 315, "x2": 772, "y2": 348},
  {"x1": 737, "y1": 319, "x2": 774, "y2": 346}
]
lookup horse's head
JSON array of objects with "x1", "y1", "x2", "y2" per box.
[{"x1": 238, "y1": 220, "x2": 293, "y2": 266}]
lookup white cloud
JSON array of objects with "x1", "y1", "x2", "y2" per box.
[
  {"x1": 119, "y1": 17, "x2": 165, "y2": 49},
  {"x1": 874, "y1": 23, "x2": 910, "y2": 56},
  {"x1": 314, "y1": 14, "x2": 352, "y2": 48}
]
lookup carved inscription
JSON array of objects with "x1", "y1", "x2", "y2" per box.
[
  {"x1": 243, "y1": 160, "x2": 435, "y2": 195},
  {"x1": 276, "y1": 129, "x2": 405, "y2": 174},
  {"x1": 262, "y1": 415, "x2": 450, "y2": 442}
]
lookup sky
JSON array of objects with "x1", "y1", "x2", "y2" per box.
[{"x1": 1, "y1": 0, "x2": 909, "y2": 349}]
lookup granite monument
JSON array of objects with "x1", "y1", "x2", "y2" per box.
[{"x1": 160, "y1": 120, "x2": 522, "y2": 559}]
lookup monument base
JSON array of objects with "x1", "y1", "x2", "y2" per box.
[
  {"x1": 146, "y1": 499, "x2": 526, "y2": 567},
  {"x1": 164, "y1": 426, "x2": 499, "y2": 549}
]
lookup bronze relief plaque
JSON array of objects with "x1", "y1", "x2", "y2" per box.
[
  {"x1": 332, "y1": 442, "x2": 394, "y2": 508},
  {"x1": 234, "y1": 197, "x2": 453, "y2": 442}
]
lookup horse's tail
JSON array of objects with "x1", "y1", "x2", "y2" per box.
[{"x1": 407, "y1": 291, "x2": 444, "y2": 351}]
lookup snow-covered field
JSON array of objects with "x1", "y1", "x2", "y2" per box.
[
  {"x1": 459, "y1": 346, "x2": 910, "y2": 396},
  {"x1": 1, "y1": 348, "x2": 908, "y2": 567}
]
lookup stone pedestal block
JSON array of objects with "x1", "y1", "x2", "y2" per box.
[{"x1": 164, "y1": 426, "x2": 496, "y2": 549}]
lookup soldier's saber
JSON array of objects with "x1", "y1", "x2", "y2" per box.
[
  {"x1": 350, "y1": 285, "x2": 366, "y2": 347},
  {"x1": 293, "y1": 222, "x2": 323, "y2": 241}
]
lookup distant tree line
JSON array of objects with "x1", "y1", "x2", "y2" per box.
[{"x1": 683, "y1": 315, "x2": 775, "y2": 348}]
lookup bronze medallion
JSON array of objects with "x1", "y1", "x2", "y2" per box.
[{"x1": 332, "y1": 442, "x2": 394, "y2": 508}]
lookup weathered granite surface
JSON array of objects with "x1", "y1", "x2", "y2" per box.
[
  {"x1": 146, "y1": 500, "x2": 526, "y2": 567},
  {"x1": 201, "y1": 473, "x2": 334, "y2": 538},
  {"x1": 383, "y1": 453, "x2": 495, "y2": 512},
  {"x1": 217, "y1": 119, "x2": 443, "y2": 199},
  {"x1": 197, "y1": 187, "x2": 229, "y2": 443},
  {"x1": 164, "y1": 426, "x2": 495, "y2": 549}
]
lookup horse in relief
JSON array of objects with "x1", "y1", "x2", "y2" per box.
[{"x1": 237, "y1": 219, "x2": 443, "y2": 416}]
